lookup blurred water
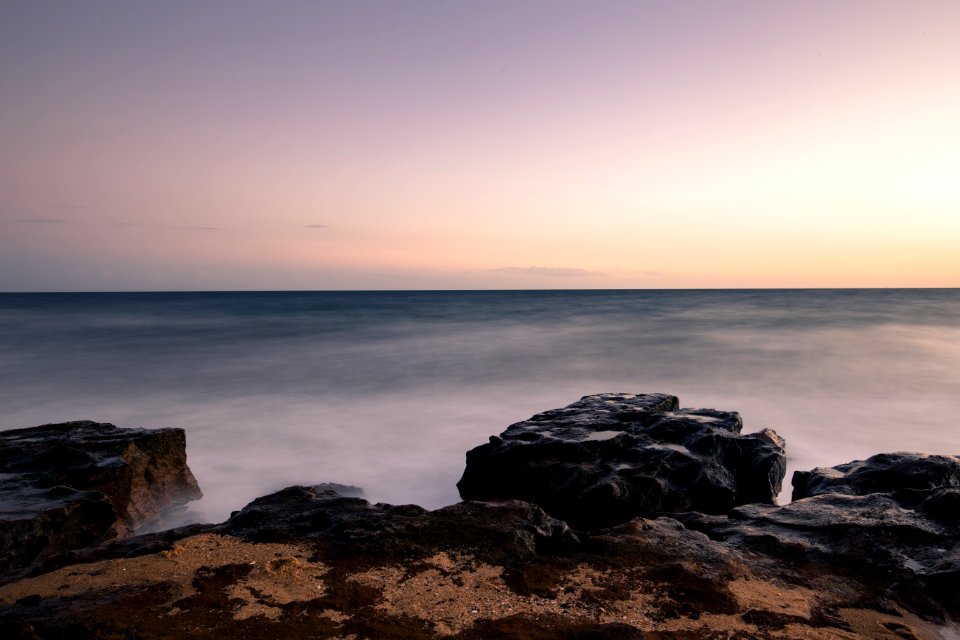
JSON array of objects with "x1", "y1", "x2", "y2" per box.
[{"x1": 1, "y1": 289, "x2": 958, "y2": 523}]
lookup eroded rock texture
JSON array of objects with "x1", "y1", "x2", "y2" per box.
[
  {"x1": 0, "y1": 421, "x2": 201, "y2": 577},
  {"x1": 792, "y1": 451, "x2": 960, "y2": 499},
  {"x1": 457, "y1": 393, "x2": 786, "y2": 528},
  {"x1": 682, "y1": 454, "x2": 960, "y2": 625}
]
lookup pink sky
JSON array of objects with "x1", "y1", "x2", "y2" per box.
[{"x1": 1, "y1": 1, "x2": 958, "y2": 290}]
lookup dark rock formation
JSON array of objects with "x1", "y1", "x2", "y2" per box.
[
  {"x1": 0, "y1": 420, "x2": 201, "y2": 577},
  {"x1": 457, "y1": 393, "x2": 786, "y2": 528},
  {"x1": 3, "y1": 480, "x2": 955, "y2": 639},
  {"x1": 682, "y1": 469, "x2": 960, "y2": 623},
  {"x1": 216, "y1": 484, "x2": 579, "y2": 566},
  {"x1": 792, "y1": 451, "x2": 960, "y2": 500},
  {"x1": 1, "y1": 397, "x2": 958, "y2": 639}
]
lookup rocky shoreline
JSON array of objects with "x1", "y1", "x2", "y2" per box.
[{"x1": 1, "y1": 393, "x2": 958, "y2": 639}]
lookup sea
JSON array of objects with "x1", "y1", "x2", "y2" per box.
[{"x1": 1, "y1": 289, "x2": 958, "y2": 524}]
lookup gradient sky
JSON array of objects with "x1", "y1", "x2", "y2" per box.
[{"x1": 1, "y1": 1, "x2": 958, "y2": 291}]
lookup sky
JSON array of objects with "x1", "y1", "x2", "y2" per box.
[{"x1": 1, "y1": 0, "x2": 958, "y2": 291}]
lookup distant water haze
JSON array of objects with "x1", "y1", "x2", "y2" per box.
[{"x1": 1, "y1": 290, "x2": 958, "y2": 524}]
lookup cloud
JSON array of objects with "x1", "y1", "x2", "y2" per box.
[
  {"x1": 53, "y1": 204, "x2": 85, "y2": 210},
  {"x1": 14, "y1": 218, "x2": 71, "y2": 224},
  {"x1": 304, "y1": 224, "x2": 329, "y2": 229},
  {"x1": 636, "y1": 270, "x2": 665, "y2": 277},
  {"x1": 104, "y1": 222, "x2": 220, "y2": 231},
  {"x1": 488, "y1": 266, "x2": 604, "y2": 278}
]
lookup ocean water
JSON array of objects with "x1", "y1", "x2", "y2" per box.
[{"x1": 1, "y1": 289, "x2": 958, "y2": 524}]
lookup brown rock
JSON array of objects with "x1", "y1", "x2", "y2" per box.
[{"x1": 0, "y1": 420, "x2": 201, "y2": 578}]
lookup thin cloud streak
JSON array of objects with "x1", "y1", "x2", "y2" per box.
[
  {"x1": 105, "y1": 221, "x2": 223, "y2": 231},
  {"x1": 489, "y1": 267, "x2": 605, "y2": 278},
  {"x1": 14, "y1": 218, "x2": 71, "y2": 225}
]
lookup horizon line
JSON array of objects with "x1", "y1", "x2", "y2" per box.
[{"x1": 2, "y1": 286, "x2": 958, "y2": 295}]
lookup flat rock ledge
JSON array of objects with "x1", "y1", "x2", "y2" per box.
[{"x1": 1, "y1": 396, "x2": 959, "y2": 640}]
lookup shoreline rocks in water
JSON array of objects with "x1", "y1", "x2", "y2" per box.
[
  {"x1": 791, "y1": 451, "x2": 960, "y2": 500},
  {"x1": 0, "y1": 421, "x2": 201, "y2": 577},
  {"x1": 1, "y1": 395, "x2": 958, "y2": 639},
  {"x1": 457, "y1": 393, "x2": 786, "y2": 528}
]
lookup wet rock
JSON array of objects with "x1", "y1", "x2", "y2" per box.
[
  {"x1": 0, "y1": 421, "x2": 201, "y2": 577},
  {"x1": 457, "y1": 393, "x2": 786, "y2": 528},
  {"x1": 11, "y1": 485, "x2": 582, "y2": 587},
  {"x1": 681, "y1": 469, "x2": 960, "y2": 622},
  {"x1": 792, "y1": 452, "x2": 960, "y2": 500},
  {"x1": 215, "y1": 484, "x2": 579, "y2": 566},
  {"x1": 215, "y1": 485, "x2": 428, "y2": 545}
]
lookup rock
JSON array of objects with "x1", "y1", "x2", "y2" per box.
[
  {"x1": 3, "y1": 483, "x2": 953, "y2": 639},
  {"x1": 215, "y1": 485, "x2": 428, "y2": 545},
  {"x1": 311, "y1": 482, "x2": 365, "y2": 498},
  {"x1": 792, "y1": 452, "x2": 960, "y2": 500},
  {"x1": 681, "y1": 458, "x2": 960, "y2": 623},
  {"x1": 17, "y1": 483, "x2": 581, "y2": 591},
  {"x1": 214, "y1": 484, "x2": 579, "y2": 566},
  {"x1": 1, "y1": 397, "x2": 958, "y2": 638},
  {"x1": 753, "y1": 427, "x2": 786, "y2": 449},
  {"x1": 586, "y1": 516, "x2": 748, "y2": 619},
  {"x1": 0, "y1": 420, "x2": 201, "y2": 578},
  {"x1": 457, "y1": 393, "x2": 786, "y2": 528}
]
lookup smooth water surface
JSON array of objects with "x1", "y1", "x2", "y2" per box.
[{"x1": 1, "y1": 289, "x2": 958, "y2": 523}]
